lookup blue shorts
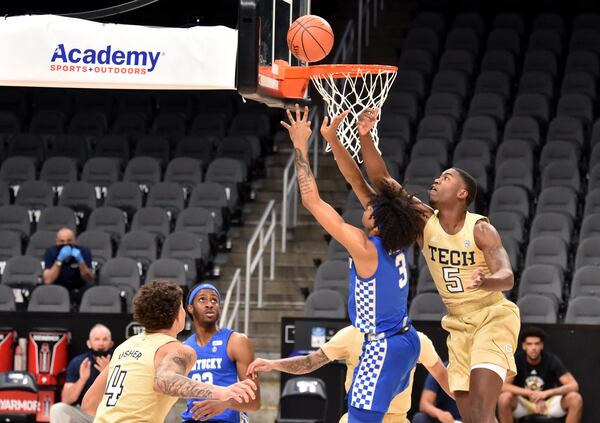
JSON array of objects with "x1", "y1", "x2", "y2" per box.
[{"x1": 348, "y1": 325, "x2": 420, "y2": 415}]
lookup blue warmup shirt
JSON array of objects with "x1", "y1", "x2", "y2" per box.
[
  {"x1": 181, "y1": 328, "x2": 240, "y2": 423},
  {"x1": 348, "y1": 236, "x2": 411, "y2": 335}
]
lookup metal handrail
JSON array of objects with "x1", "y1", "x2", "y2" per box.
[
  {"x1": 281, "y1": 109, "x2": 320, "y2": 252},
  {"x1": 331, "y1": 20, "x2": 356, "y2": 65},
  {"x1": 244, "y1": 199, "x2": 277, "y2": 334},
  {"x1": 357, "y1": 0, "x2": 385, "y2": 62},
  {"x1": 219, "y1": 268, "x2": 242, "y2": 331}
]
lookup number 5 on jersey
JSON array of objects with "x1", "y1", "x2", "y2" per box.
[
  {"x1": 105, "y1": 365, "x2": 127, "y2": 406},
  {"x1": 443, "y1": 267, "x2": 464, "y2": 293}
]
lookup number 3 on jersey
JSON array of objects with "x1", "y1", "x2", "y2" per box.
[
  {"x1": 443, "y1": 267, "x2": 464, "y2": 293},
  {"x1": 105, "y1": 365, "x2": 127, "y2": 406},
  {"x1": 395, "y1": 253, "x2": 408, "y2": 288}
]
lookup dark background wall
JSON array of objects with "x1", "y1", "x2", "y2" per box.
[{"x1": 281, "y1": 318, "x2": 600, "y2": 422}]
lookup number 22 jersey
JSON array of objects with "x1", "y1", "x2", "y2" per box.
[{"x1": 181, "y1": 328, "x2": 241, "y2": 423}]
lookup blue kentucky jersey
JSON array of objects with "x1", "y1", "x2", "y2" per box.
[
  {"x1": 348, "y1": 236, "x2": 410, "y2": 335},
  {"x1": 181, "y1": 328, "x2": 240, "y2": 422}
]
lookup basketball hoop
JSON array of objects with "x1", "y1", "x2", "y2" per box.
[{"x1": 259, "y1": 61, "x2": 398, "y2": 161}]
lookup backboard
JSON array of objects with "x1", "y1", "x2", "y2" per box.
[{"x1": 237, "y1": 0, "x2": 311, "y2": 108}]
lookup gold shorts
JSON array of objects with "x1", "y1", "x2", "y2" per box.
[{"x1": 441, "y1": 298, "x2": 520, "y2": 392}]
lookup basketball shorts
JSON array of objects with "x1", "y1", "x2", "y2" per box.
[
  {"x1": 339, "y1": 412, "x2": 409, "y2": 423},
  {"x1": 348, "y1": 325, "x2": 420, "y2": 416},
  {"x1": 441, "y1": 298, "x2": 520, "y2": 392},
  {"x1": 514, "y1": 395, "x2": 566, "y2": 418}
]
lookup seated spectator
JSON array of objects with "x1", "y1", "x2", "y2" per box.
[
  {"x1": 498, "y1": 326, "x2": 583, "y2": 423},
  {"x1": 43, "y1": 228, "x2": 94, "y2": 303},
  {"x1": 50, "y1": 324, "x2": 113, "y2": 423},
  {"x1": 413, "y1": 361, "x2": 462, "y2": 423}
]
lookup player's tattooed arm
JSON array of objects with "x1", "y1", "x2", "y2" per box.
[
  {"x1": 470, "y1": 220, "x2": 514, "y2": 291},
  {"x1": 247, "y1": 349, "x2": 331, "y2": 377},
  {"x1": 154, "y1": 344, "x2": 257, "y2": 403},
  {"x1": 275, "y1": 349, "x2": 331, "y2": 374},
  {"x1": 154, "y1": 346, "x2": 215, "y2": 398},
  {"x1": 282, "y1": 104, "x2": 373, "y2": 262}
]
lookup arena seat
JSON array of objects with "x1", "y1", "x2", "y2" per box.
[
  {"x1": 314, "y1": 260, "x2": 349, "y2": 300},
  {"x1": 517, "y1": 294, "x2": 557, "y2": 324},
  {"x1": 79, "y1": 285, "x2": 122, "y2": 313},
  {"x1": 409, "y1": 292, "x2": 446, "y2": 321},
  {"x1": 0, "y1": 285, "x2": 16, "y2": 311},
  {"x1": 37, "y1": 206, "x2": 77, "y2": 233},
  {"x1": 303, "y1": 289, "x2": 346, "y2": 319},
  {"x1": 27, "y1": 284, "x2": 70, "y2": 312},
  {"x1": 116, "y1": 230, "x2": 157, "y2": 271}
]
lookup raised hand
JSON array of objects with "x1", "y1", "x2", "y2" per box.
[
  {"x1": 466, "y1": 268, "x2": 485, "y2": 289},
  {"x1": 190, "y1": 399, "x2": 228, "y2": 421},
  {"x1": 357, "y1": 108, "x2": 379, "y2": 137},
  {"x1": 281, "y1": 104, "x2": 312, "y2": 149},
  {"x1": 215, "y1": 379, "x2": 257, "y2": 403},
  {"x1": 71, "y1": 247, "x2": 84, "y2": 264},
  {"x1": 94, "y1": 354, "x2": 111, "y2": 372},
  {"x1": 246, "y1": 358, "x2": 276, "y2": 379},
  {"x1": 57, "y1": 245, "x2": 72, "y2": 262},
  {"x1": 320, "y1": 110, "x2": 351, "y2": 144},
  {"x1": 79, "y1": 357, "x2": 91, "y2": 382}
]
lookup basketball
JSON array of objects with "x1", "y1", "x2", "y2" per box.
[{"x1": 287, "y1": 15, "x2": 334, "y2": 63}]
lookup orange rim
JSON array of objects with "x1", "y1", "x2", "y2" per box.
[{"x1": 283, "y1": 63, "x2": 398, "y2": 79}]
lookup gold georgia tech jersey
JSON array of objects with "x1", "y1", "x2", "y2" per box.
[
  {"x1": 422, "y1": 210, "x2": 505, "y2": 315},
  {"x1": 94, "y1": 332, "x2": 179, "y2": 423}
]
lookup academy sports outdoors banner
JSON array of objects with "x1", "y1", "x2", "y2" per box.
[{"x1": 0, "y1": 15, "x2": 238, "y2": 90}]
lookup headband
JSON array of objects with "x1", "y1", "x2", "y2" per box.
[{"x1": 188, "y1": 283, "x2": 221, "y2": 305}]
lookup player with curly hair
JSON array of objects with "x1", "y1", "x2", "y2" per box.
[
  {"x1": 282, "y1": 105, "x2": 423, "y2": 423},
  {"x1": 334, "y1": 108, "x2": 520, "y2": 423},
  {"x1": 81, "y1": 280, "x2": 257, "y2": 423}
]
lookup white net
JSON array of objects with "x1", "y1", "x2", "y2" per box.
[{"x1": 311, "y1": 67, "x2": 397, "y2": 162}]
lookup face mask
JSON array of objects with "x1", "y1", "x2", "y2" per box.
[{"x1": 91, "y1": 349, "x2": 110, "y2": 357}]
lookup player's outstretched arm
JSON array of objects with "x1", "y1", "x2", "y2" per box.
[
  {"x1": 81, "y1": 365, "x2": 109, "y2": 416},
  {"x1": 425, "y1": 358, "x2": 453, "y2": 399},
  {"x1": 357, "y1": 108, "x2": 399, "y2": 192},
  {"x1": 283, "y1": 105, "x2": 373, "y2": 262},
  {"x1": 357, "y1": 109, "x2": 433, "y2": 220},
  {"x1": 468, "y1": 220, "x2": 514, "y2": 291},
  {"x1": 320, "y1": 110, "x2": 376, "y2": 209},
  {"x1": 153, "y1": 342, "x2": 257, "y2": 402},
  {"x1": 247, "y1": 349, "x2": 331, "y2": 378}
]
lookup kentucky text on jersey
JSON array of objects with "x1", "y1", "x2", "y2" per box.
[
  {"x1": 192, "y1": 358, "x2": 223, "y2": 371},
  {"x1": 427, "y1": 246, "x2": 476, "y2": 267},
  {"x1": 50, "y1": 44, "x2": 161, "y2": 72}
]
